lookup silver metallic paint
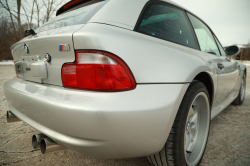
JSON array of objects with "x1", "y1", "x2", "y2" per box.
[
  {"x1": 5, "y1": 0, "x2": 247, "y2": 159},
  {"x1": 11, "y1": 24, "x2": 84, "y2": 85},
  {"x1": 73, "y1": 23, "x2": 216, "y2": 84},
  {"x1": 4, "y1": 78, "x2": 188, "y2": 158},
  {"x1": 31, "y1": 61, "x2": 48, "y2": 79}
]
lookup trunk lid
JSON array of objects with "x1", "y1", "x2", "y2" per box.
[
  {"x1": 12, "y1": 25, "x2": 82, "y2": 85},
  {"x1": 11, "y1": 0, "x2": 108, "y2": 86}
]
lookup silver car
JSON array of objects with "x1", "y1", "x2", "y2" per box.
[{"x1": 4, "y1": 0, "x2": 247, "y2": 166}]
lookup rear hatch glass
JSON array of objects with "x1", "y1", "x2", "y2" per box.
[
  {"x1": 36, "y1": 0, "x2": 107, "y2": 32},
  {"x1": 12, "y1": 0, "x2": 108, "y2": 86}
]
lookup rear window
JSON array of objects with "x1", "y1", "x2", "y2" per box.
[
  {"x1": 35, "y1": 0, "x2": 107, "y2": 32},
  {"x1": 135, "y1": 2, "x2": 199, "y2": 49}
]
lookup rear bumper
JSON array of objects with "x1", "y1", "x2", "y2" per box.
[{"x1": 4, "y1": 77, "x2": 189, "y2": 158}]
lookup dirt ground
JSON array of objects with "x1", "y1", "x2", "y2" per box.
[{"x1": 0, "y1": 65, "x2": 250, "y2": 166}]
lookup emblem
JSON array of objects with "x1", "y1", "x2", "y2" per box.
[
  {"x1": 59, "y1": 44, "x2": 70, "y2": 51},
  {"x1": 24, "y1": 43, "x2": 29, "y2": 54}
]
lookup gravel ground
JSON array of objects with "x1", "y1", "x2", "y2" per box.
[{"x1": 0, "y1": 65, "x2": 250, "y2": 166}]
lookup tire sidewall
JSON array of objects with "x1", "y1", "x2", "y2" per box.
[
  {"x1": 240, "y1": 73, "x2": 246, "y2": 104},
  {"x1": 179, "y1": 81, "x2": 211, "y2": 166}
]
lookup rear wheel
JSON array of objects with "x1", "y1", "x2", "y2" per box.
[
  {"x1": 232, "y1": 72, "x2": 246, "y2": 105},
  {"x1": 147, "y1": 81, "x2": 210, "y2": 166}
]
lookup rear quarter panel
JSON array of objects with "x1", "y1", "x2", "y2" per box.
[{"x1": 73, "y1": 23, "x2": 216, "y2": 84}]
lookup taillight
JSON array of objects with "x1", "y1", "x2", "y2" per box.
[{"x1": 62, "y1": 51, "x2": 136, "y2": 91}]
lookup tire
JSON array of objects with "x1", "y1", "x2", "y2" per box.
[
  {"x1": 147, "y1": 81, "x2": 211, "y2": 166},
  {"x1": 232, "y1": 72, "x2": 246, "y2": 105}
]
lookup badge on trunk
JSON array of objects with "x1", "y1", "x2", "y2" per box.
[
  {"x1": 24, "y1": 43, "x2": 29, "y2": 54},
  {"x1": 59, "y1": 44, "x2": 70, "y2": 51}
]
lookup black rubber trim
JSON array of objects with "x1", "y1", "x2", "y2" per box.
[{"x1": 184, "y1": 11, "x2": 201, "y2": 51}]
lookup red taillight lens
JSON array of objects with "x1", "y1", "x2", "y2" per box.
[
  {"x1": 62, "y1": 51, "x2": 136, "y2": 91},
  {"x1": 63, "y1": 0, "x2": 98, "y2": 9},
  {"x1": 63, "y1": 0, "x2": 81, "y2": 9}
]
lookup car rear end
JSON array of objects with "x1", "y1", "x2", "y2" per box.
[{"x1": 4, "y1": 0, "x2": 190, "y2": 158}]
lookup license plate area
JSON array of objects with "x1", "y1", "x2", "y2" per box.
[
  {"x1": 19, "y1": 55, "x2": 47, "y2": 83},
  {"x1": 15, "y1": 61, "x2": 23, "y2": 76}
]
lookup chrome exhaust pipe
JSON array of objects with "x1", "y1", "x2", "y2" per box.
[
  {"x1": 32, "y1": 134, "x2": 47, "y2": 149},
  {"x1": 40, "y1": 138, "x2": 64, "y2": 154},
  {"x1": 7, "y1": 111, "x2": 21, "y2": 123}
]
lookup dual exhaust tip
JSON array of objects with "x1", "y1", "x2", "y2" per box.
[
  {"x1": 32, "y1": 134, "x2": 64, "y2": 154},
  {"x1": 7, "y1": 111, "x2": 64, "y2": 154}
]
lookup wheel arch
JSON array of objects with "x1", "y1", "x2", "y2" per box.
[{"x1": 193, "y1": 72, "x2": 214, "y2": 107}]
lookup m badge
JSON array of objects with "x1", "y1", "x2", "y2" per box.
[{"x1": 59, "y1": 44, "x2": 70, "y2": 51}]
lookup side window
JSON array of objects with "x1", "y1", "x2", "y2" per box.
[
  {"x1": 214, "y1": 36, "x2": 227, "y2": 56},
  {"x1": 135, "y1": 3, "x2": 199, "y2": 49},
  {"x1": 187, "y1": 13, "x2": 220, "y2": 56}
]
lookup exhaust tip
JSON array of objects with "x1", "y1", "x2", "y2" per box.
[
  {"x1": 40, "y1": 138, "x2": 64, "y2": 154},
  {"x1": 32, "y1": 134, "x2": 47, "y2": 149},
  {"x1": 7, "y1": 111, "x2": 21, "y2": 123},
  {"x1": 7, "y1": 111, "x2": 10, "y2": 123},
  {"x1": 40, "y1": 139, "x2": 46, "y2": 154},
  {"x1": 32, "y1": 135, "x2": 38, "y2": 149}
]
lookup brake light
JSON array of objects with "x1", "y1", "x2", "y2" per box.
[
  {"x1": 62, "y1": 51, "x2": 136, "y2": 91},
  {"x1": 63, "y1": 0, "x2": 81, "y2": 9},
  {"x1": 63, "y1": 0, "x2": 98, "y2": 9}
]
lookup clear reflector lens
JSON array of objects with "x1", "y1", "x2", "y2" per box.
[{"x1": 78, "y1": 53, "x2": 116, "y2": 65}]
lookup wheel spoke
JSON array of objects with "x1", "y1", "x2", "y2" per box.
[
  {"x1": 185, "y1": 131, "x2": 193, "y2": 152},
  {"x1": 190, "y1": 112, "x2": 198, "y2": 125},
  {"x1": 188, "y1": 104, "x2": 197, "y2": 119},
  {"x1": 186, "y1": 141, "x2": 194, "y2": 152}
]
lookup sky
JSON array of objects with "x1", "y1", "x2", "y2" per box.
[{"x1": 174, "y1": 0, "x2": 250, "y2": 47}]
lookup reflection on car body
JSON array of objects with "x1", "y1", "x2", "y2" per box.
[{"x1": 4, "y1": 0, "x2": 246, "y2": 166}]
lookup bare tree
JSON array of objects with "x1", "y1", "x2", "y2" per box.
[
  {"x1": 21, "y1": 0, "x2": 35, "y2": 28},
  {"x1": 34, "y1": 0, "x2": 42, "y2": 27},
  {"x1": 0, "y1": 0, "x2": 65, "y2": 39},
  {"x1": 0, "y1": 16, "x2": 19, "y2": 60},
  {"x1": 42, "y1": 0, "x2": 62, "y2": 24},
  {"x1": 0, "y1": 0, "x2": 67, "y2": 61},
  {"x1": 0, "y1": 0, "x2": 19, "y2": 40},
  {"x1": 17, "y1": 0, "x2": 21, "y2": 38},
  {"x1": 0, "y1": 0, "x2": 23, "y2": 40}
]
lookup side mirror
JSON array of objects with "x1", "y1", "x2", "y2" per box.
[
  {"x1": 225, "y1": 45, "x2": 241, "y2": 57},
  {"x1": 225, "y1": 45, "x2": 241, "y2": 61}
]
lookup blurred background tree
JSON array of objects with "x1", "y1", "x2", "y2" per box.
[{"x1": 0, "y1": 0, "x2": 67, "y2": 61}]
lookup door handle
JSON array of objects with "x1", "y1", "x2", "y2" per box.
[{"x1": 217, "y1": 63, "x2": 224, "y2": 69}]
